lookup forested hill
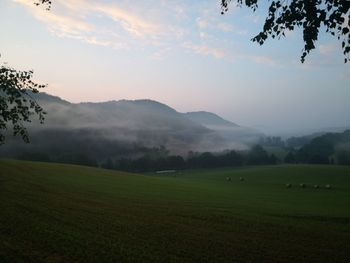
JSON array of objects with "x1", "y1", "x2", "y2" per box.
[
  {"x1": 0, "y1": 92, "x2": 262, "y2": 164},
  {"x1": 285, "y1": 130, "x2": 350, "y2": 165}
]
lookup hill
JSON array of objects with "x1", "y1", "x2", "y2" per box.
[
  {"x1": 0, "y1": 93, "x2": 261, "y2": 163},
  {"x1": 185, "y1": 111, "x2": 239, "y2": 127},
  {"x1": 289, "y1": 130, "x2": 350, "y2": 164},
  {"x1": 1, "y1": 160, "x2": 350, "y2": 262},
  {"x1": 186, "y1": 111, "x2": 263, "y2": 149}
]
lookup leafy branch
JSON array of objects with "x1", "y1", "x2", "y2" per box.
[{"x1": 221, "y1": 0, "x2": 350, "y2": 63}]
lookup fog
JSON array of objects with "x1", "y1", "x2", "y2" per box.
[{"x1": 0, "y1": 93, "x2": 263, "y2": 162}]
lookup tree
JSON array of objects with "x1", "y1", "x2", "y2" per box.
[
  {"x1": 221, "y1": 0, "x2": 350, "y2": 63},
  {"x1": 33, "y1": 0, "x2": 52, "y2": 10},
  {"x1": 247, "y1": 145, "x2": 271, "y2": 165},
  {"x1": 0, "y1": 1, "x2": 50, "y2": 144},
  {"x1": 0, "y1": 64, "x2": 46, "y2": 144},
  {"x1": 284, "y1": 151, "x2": 297, "y2": 163}
]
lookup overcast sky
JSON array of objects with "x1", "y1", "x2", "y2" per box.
[{"x1": 1, "y1": 0, "x2": 349, "y2": 135}]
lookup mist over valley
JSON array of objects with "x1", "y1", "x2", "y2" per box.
[{"x1": 0, "y1": 93, "x2": 263, "y2": 163}]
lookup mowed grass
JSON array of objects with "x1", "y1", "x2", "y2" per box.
[{"x1": 0, "y1": 160, "x2": 350, "y2": 262}]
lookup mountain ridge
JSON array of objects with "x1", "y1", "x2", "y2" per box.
[
  {"x1": 0, "y1": 92, "x2": 262, "y2": 162},
  {"x1": 185, "y1": 111, "x2": 239, "y2": 128}
]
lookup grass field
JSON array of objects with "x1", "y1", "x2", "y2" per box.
[{"x1": 1, "y1": 160, "x2": 350, "y2": 262}]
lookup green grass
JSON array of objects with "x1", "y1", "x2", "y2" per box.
[{"x1": 1, "y1": 160, "x2": 350, "y2": 262}]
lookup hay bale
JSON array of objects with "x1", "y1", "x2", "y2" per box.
[
  {"x1": 285, "y1": 183, "x2": 291, "y2": 188},
  {"x1": 314, "y1": 184, "x2": 319, "y2": 189},
  {"x1": 226, "y1": 177, "x2": 231, "y2": 182},
  {"x1": 325, "y1": 184, "x2": 332, "y2": 189},
  {"x1": 300, "y1": 183, "x2": 305, "y2": 188},
  {"x1": 239, "y1": 177, "x2": 244, "y2": 182}
]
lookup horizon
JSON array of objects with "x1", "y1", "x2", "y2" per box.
[
  {"x1": 1, "y1": 0, "x2": 349, "y2": 135},
  {"x1": 37, "y1": 91, "x2": 350, "y2": 137}
]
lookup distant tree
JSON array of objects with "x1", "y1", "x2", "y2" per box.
[
  {"x1": 247, "y1": 145, "x2": 271, "y2": 165},
  {"x1": 296, "y1": 134, "x2": 335, "y2": 163},
  {"x1": 309, "y1": 154, "x2": 329, "y2": 164},
  {"x1": 18, "y1": 151, "x2": 50, "y2": 162},
  {"x1": 284, "y1": 151, "x2": 297, "y2": 163},
  {"x1": 101, "y1": 158, "x2": 114, "y2": 169},
  {"x1": 221, "y1": 0, "x2": 350, "y2": 63},
  {"x1": 115, "y1": 158, "x2": 132, "y2": 171},
  {"x1": 166, "y1": 155, "x2": 185, "y2": 169},
  {"x1": 56, "y1": 153, "x2": 97, "y2": 167},
  {"x1": 260, "y1": 136, "x2": 285, "y2": 147},
  {"x1": 336, "y1": 150, "x2": 350, "y2": 165},
  {"x1": 133, "y1": 156, "x2": 152, "y2": 172},
  {"x1": 269, "y1": 153, "x2": 278, "y2": 164},
  {"x1": 286, "y1": 135, "x2": 314, "y2": 148},
  {"x1": 224, "y1": 150, "x2": 244, "y2": 166}
]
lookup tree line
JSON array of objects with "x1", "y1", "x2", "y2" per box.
[
  {"x1": 284, "y1": 130, "x2": 350, "y2": 165},
  {"x1": 101, "y1": 145, "x2": 277, "y2": 172},
  {"x1": 11, "y1": 130, "x2": 350, "y2": 170}
]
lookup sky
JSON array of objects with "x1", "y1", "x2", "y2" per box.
[{"x1": 1, "y1": 0, "x2": 349, "y2": 135}]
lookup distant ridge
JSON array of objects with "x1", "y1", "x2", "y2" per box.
[
  {"x1": 81, "y1": 99, "x2": 178, "y2": 114},
  {"x1": 0, "y1": 92, "x2": 263, "y2": 161},
  {"x1": 33, "y1": 92, "x2": 71, "y2": 105},
  {"x1": 185, "y1": 111, "x2": 239, "y2": 127}
]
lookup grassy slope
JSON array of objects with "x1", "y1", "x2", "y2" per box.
[{"x1": 0, "y1": 160, "x2": 349, "y2": 262}]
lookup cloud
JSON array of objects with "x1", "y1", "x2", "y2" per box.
[
  {"x1": 183, "y1": 42, "x2": 227, "y2": 59},
  {"x1": 199, "y1": 31, "x2": 210, "y2": 39},
  {"x1": 92, "y1": 3, "x2": 161, "y2": 38},
  {"x1": 216, "y1": 23, "x2": 233, "y2": 32},
  {"x1": 14, "y1": 0, "x2": 94, "y2": 38},
  {"x1": 246, "y1": 14, "x2": 260, "y2": 23},
  {"x1": 237, "y1": 30, "x2": 248, "y2": 36},
  {"x1": 12, "y1": 0, "x2": 267, "y2": 62},
  {"x1": 13, "y1": 0, "x2": 169, "y2": 51},
  {"x1": 251, "y1": 55, "x2": 279, "y2": 67},
  {"x1": 196, "y1": 17, "x2": 208, "y2": 29},
  {"x1": 151, "y1": 47, "x2": 172, "y2": 60},
  {"x1": 196, "y1": 16, "x2": 234, "y2": 33},
  {"x1": 319, "y1": 43, "x2": 337, "y2": 55}
]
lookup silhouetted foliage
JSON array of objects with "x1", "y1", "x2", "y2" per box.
[
  {"x1": 297, "y1": 135, "x2": 334, "y2": 163},
  {"x1": 286, "y1": 135, "x2": 315, "y2": 148},
  {"x1": 55, "y1": 152, "x2": 97, "y2": 167},
  {"x1": 337, "y1": 150, "x2": 350, "y2": 165},
  {"x1": 221, "y1": 0, "x2": 350, "y2": 63},
  {"x1": 247, "y1": 145, "x2": 272, "y2": 165},
  {"x1": 33, "y1": 0, "x2": 51, "y2": 10},
  {"x1": 0, "y1": 65, "x2": 46, "y2": 144},
  {"x1": 259, "y1": 136, "x2": 285, "y2": 147},
  {"x1": 0, "y1": 1, "x2": 50, "y2": 145},
  {"x1": 284, "y1": 151, "x2": 297, "y2": 163},
  {"x1": 18, "y1": 152, "x2": 50, "y2": 162},
  {"x1": 111, "y1": 155, "x2": 186, "y2": 172},
  {"x1": 101, "y1": 158, "x2": 114, "y2": 169},
  {"x1": 106, "y1": 146, "x2": 274, "y2": 172}
]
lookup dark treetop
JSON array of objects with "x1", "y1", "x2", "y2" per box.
[{"x1": 221, "y1": 0, "x2": 350, "y2": 63}]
